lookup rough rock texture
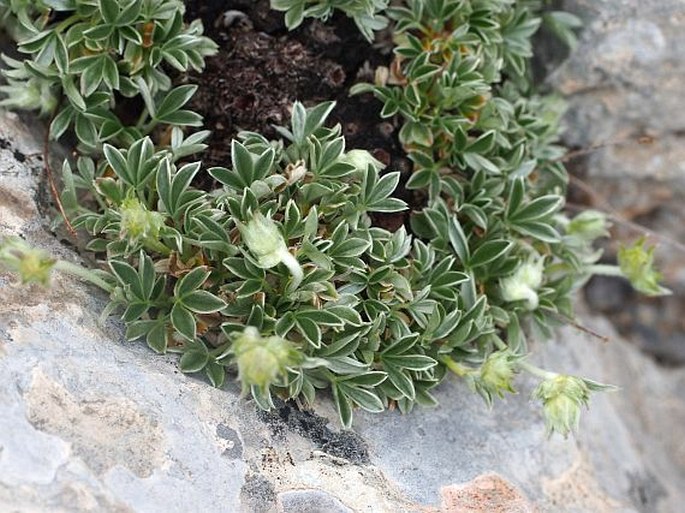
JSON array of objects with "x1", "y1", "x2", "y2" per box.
[
  {"x1": 1, "y1": 110, "x2": 685, "y2": 512},
  {"x1": 548, "y1": 0, "x2": 685, "y2": 363},
  {"x1": 552, "y1": 0, "x2": 685, "y2": 205}
]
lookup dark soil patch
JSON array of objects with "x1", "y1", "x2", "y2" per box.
[
  {"x1": 184, "y1": 0, "x2": 417, "y2": 229},
  {"x1": 185, "y1": 0, "x2": 397, "y2": 165},
  {"x1": 258, "y1": 398, "x2": 370, "y2": 465}
]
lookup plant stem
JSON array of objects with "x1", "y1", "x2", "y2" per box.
[
  {"x1": 491, "y1": 335, "x2": 508, "y2": 351},
  {"x1": 135, "y1": 106, "x2": 150, "y2": 130},
  {"x1": 518, "y1": 360, "x2": 557, "y2": 380},
  {"x1": 54, "y1": 260, "x2": 114, "y2": 293},
  {"x1": 586, "y1": 264, "x2": 624, "y2": 277},
  {"x1": 210, "y1": 342, "x2": 232, "y2": 359},
  {"x1": 53, "y1": 14, "x2": 79, "y2": 34},
  {"x1": 440, "y1": 355, "x2": 472, "y2": 377},
  {"x1": 281, "y1": 250, "x2": 303, "y2": 292},
  {"x1": 144, "y1": 237, "x2": 171, "y2": 256}
]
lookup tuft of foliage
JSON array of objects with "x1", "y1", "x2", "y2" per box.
[
  {"x1": 60, "y1": 102, "x2": 421, "y2": 424},
  {"x1": 0, "y1": 0, "x2": 217, "y2": 149},
  {"x1": 270, "y1": 0, "x2": 389, "y2": 41},
  {"x1": 0, "y1": 0, "x2": 667, "y2": 436}
]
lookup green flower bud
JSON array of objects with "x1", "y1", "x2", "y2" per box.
[
  {"x1": 0, "y1": 237, "x2": 56, "y2": 286},
  {"x1": 477, "y1": 351, "x2": 518, "y2": 404},
  {"x1": 566, "y1": 210, "x2": 610, "y2": 241},
  {"x1": 0, "y1": 80, "x2": 57, "y2": 116},
  {"x1": 232, "y1": 327, "x2": 302, "y2": 393},
  {"x1": 238, "y1": 212, "x2": 303, "y2": 291},
  {"x1": 238, "y1": 212, "x2": 288, "y2": 267},
  {"x1": 340, "y1": 149, "x2": 385, "y2": 172},
  {"x1": 500, "y1": 256, "x2": 545, "y2": 310},
  {"x1": 618, "y1": 237, "x2": 671, "y2": 296},
  {"x1": 533, "y1": 375, "x2": 590, "y2": 437},
  {"x1": 119, "y1": 197, "x2": 165, "y2": 244}
]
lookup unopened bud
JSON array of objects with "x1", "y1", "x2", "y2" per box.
[
  {"x1": 567, "y1": 210, "x2": 609, "y2": 241},
  {"x1": 0, "y1": 237, "x2": 56, "y2": 286},
  {"x1": 500, "y1": 256, "x2": 545, "y2": 310},
  {"x1": 533, "y1": 375, "x2": 589, "y2": 437},
  {"x1": 0, "y1": 80, "x2": 57, "y2": 115},
  {"x1": 238, "y1": 212, "x2": 303, "y2": 290},
  {"x1": 233, "y1": 327, "x2": 302, "y2": 393},
  {"x1": 340, "y1": 149, "x2": 385, "y2": 172}
]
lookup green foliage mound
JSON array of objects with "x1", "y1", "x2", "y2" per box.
[{"x1": 0, "y1": 0, "x2": 668, "y2": 435}]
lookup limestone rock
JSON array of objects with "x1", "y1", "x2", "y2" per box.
[
  {"x1": 550, "y1": 0, "x2": 685, "y2": 263},
  {"x1": 1, "y1": 109, "x2": 684, "y2": 512}
]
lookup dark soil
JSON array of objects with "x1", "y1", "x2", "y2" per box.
[
  {"x1": 184, "y1": 0, "x2": 415, "y2": 230},
  {"x1": 258, "y1": 398, "x2": 370, "y2": 464}
]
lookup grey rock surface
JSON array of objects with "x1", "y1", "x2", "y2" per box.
[{"x1": 554, "y1": 0, "x2": 685, "y2": 253}]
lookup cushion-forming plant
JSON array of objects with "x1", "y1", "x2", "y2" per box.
[{"x1": 0, "y1": 0, "x2": 668, "y2": 435}]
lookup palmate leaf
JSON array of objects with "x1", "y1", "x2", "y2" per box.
[
  {"x1": 174, "y1": 266, "x2": 211, "y2": 296},
  {"x1": 103, "y1": 138, "x2": 157, "y2": 188},
  {"x1": 359, "y1": 166, "x2": 407, "y2": 214},
  {"x1": 156, "y1": 159, "x2": 204, "y2": 220},
  {"x1": 109, "y1": 250, "x2": 156, "y2": 301},
  {"x1": 287, "y1": 100, "x2": 336, "y2": 146},
  {"x1": 179, "y1": 342, "x2": 210, "y2": 373},
  {"x1": 329, "y1": 372, "x2": 388, "y2": 426},
  {"x1": 272, "y1": 0, "x2": 388, "y2": 41},
  {"x1": 338, "y1": 382, "x2": 384, "y2": 413},
  {"x1": 208, "y1": 141, "x2": 276, "y2": 190},
  {"x1": 1, "y1": 0, "x2": 215, "y2": 144},
  {"x1": 383, "y1": 363, "x2": 416, "y2": 400}
]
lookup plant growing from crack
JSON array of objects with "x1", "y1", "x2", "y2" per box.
[{"x1": 0, "y1": 0, "x2": 670, "y2": 436}]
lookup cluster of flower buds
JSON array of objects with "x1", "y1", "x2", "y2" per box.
[
  {"x1": 232, "y1": 327, "x2": 302, "y2": 393},
  {"x1": 476, "y1": 350, "x2": 519, "y2": 404},
  {"x1": 500, "y1": 256, "x2": 545, "y2": 310},
  {"x1": 238, "y1": 212, "x2": 303, "y2": 291},
  {"x1": 618, "y1": 237, "x2": 671, "y2": 296},
  {"x1": 0, "y1": 56, "x2": 58, "y2": 115},
  {"x1": 533, "y1": 374, "x2": 592, "y2": 437},
  {"x1": 119, "y1": 197, "x2": 165, "y2": 246},
  {"x1": 0, "y1": 237, "x2": 56, "y2": 286}
]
